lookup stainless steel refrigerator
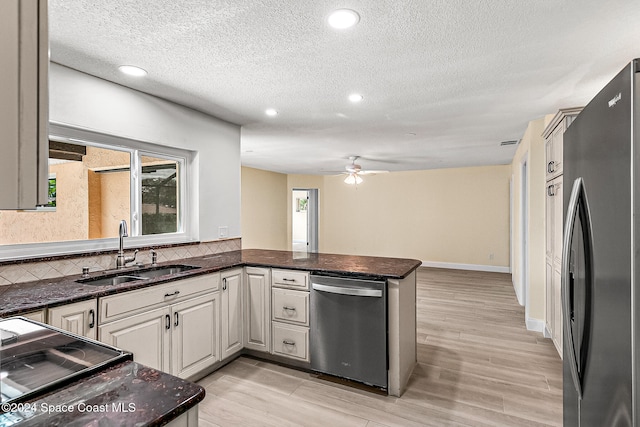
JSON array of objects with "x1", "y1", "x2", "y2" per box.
[{"x1": 562, "y1": 59, "x2": 639, "y2": 426}]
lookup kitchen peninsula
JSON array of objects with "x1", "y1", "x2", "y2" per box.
[{"x1": 0, "y1": 249, "x2": 421, "y2": 401}]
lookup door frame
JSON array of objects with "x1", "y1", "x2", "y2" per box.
[{"x1": 292, "y1": 188, "x2": 318, "y2": 253}]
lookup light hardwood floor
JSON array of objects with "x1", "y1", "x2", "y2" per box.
[{"x1": 197, "y1": 267, "x2": 562, "y2": 426}]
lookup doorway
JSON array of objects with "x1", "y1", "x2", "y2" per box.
[
  {"x1": 292, "y1": 189, "x2": 318, "y2": 252},
  {"x1": 520, "y1": 159, "x2": 529, "y2": 313}
]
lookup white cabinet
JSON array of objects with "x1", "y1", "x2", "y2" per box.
[
  {"x1": 243, "y1": 266, "x2": 271, "y2": 352},
  {"x1": 272, "y1": 269, "x2": 309, "y2": 290},
  {"x1": 0, "y1": 0, "x2": 49, "y2": 209},
  {"x1": 272, "y1": 288, "x2": 309, "y2": 326},
  {"x1": 98, "y1": 274, "x2": 220, "y2": 378},
  {"x1": 221, "y1": 268, "x2": 243, "y2": 360},
  {"x1": 272, "y1": 322, "x2": 309, "y2": 362},
  {"x1": 48, "y1": 299, "x2": 97, "y2": 339},
  {"x1": 10, "y1": 310, "x2": 46, "y2": 323},
  {"x1": 545, "y1": 176, "x2": 563, "y2": 356},
  {"x1": 171, "y1": 292, "x2": 220, "y2": 378},
  {"x1": 99, "y1": 306, "x2": 171, "y2": 372},
  {"x1": 543, "y1": 107, "x2": 580, "y2": 358},
  {"x1": 543, "y1": 107, "x2": 581, "y2": 181},
  {"x1": 271, "y1": 269, "x2": 310, "y2": 362}
]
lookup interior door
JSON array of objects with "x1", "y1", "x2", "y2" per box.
[{"x1": 292, "y1": 189, "x2": 318, "y2": 252}]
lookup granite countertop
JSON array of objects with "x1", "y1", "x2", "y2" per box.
[
  {"x1": 0, "y1": 361, "x2": 205, "y2": 427},
  {"x1": 0, "y1": 249, "x2": 422, "y2": 317}
]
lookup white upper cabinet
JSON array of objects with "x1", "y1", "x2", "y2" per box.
[
  {"x1": 542, "y1": 107, "x2": 581, "y2": 182},
  {"x1": 0, "y1": 0, "x2": 49, "y2": 209}
]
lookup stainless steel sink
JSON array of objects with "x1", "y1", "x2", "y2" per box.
[
  {"x1": 135, "y1": 265, "x2": 199, "y2": 279},
  {"x1": 79, "y1": 275, "x2": 144, "y2": 286},
  {"x1": 77, "y1": 264, "x2": 200, "y2": 286}
]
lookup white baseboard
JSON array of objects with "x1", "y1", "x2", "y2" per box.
[
  {"x1": 526, "y1": 317, "x2": 546, "y2": 333},
  {"x1": 420, "y1": 260, "x2": 510, "y2": 274}
]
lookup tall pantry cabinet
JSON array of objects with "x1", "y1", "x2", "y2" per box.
[{"x1": 543, "y1": 107, "x2": 581, "y2": 358}]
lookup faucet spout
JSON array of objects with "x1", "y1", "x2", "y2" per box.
[
  {"x1": 118, "y1": 220, "x2": 128, "y2": 255},
  {"x1": 116, "y1": 220, "x2": 136, "y2": 269}
]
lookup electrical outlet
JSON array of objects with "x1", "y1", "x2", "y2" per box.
[{"x1": 218, "y1": 226, "x2": 228, "y2": 238}]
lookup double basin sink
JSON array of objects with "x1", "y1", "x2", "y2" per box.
[{"x1": 76, "y1": 264, "x2": 200, "y2": 287}]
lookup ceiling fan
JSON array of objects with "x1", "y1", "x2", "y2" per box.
[{"x1": 342, "y1": 156, "x2": 388, "y2": 184}]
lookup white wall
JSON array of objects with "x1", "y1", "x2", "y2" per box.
[
  {"x1": 49, "y1": 63, "x2": 241, "y2": 242},
  {"x1": 283, "y1": 166, "x2": 511, "y2": 271},
  {"x1": 510, "y1": 116, "x2": 549, "y2": 332},
  {"x1": 241, "y1": 166, "x2": 288, "y2": 250}
]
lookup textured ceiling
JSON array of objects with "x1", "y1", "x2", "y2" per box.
[{"x1": 49, "y1": 0, "x2": 640, "y2": 174}]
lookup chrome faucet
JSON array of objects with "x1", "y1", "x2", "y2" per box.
[{"x1": 116, "y1": 220, "x2": 138, "y2": 269}]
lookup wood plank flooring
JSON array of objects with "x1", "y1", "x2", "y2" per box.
[{"x1": 197, "y1": 267, "x2": 562, "y2": 426}]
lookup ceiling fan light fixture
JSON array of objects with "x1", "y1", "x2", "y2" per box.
[
  {"x1": 344, "y1": 173, "x2": 363, "y2": 185},
  {"x1": 118, "y1": 65, "x2": 147, "y2": 77},
  {"x1": 328, "y1": 9, "x2": 360, "y2": 29}
]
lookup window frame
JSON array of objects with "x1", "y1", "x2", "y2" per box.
[{"x1": 0, "y1": 122, "x2": 197, "y2": 262}]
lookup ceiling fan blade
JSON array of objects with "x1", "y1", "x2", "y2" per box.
[{"x1": 359, "y1": 170, "x2": 389, "y2": 175}]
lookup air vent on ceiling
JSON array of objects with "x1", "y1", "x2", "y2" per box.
[{"x1": 500, "y1": 140, "x2": 519, "y2": 146}]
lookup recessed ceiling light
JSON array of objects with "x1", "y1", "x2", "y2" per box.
[
  {"x1": 348, "y1": 93, "x2": 363, "y2": 103},
  {"x1": 265, "y1": 108, "x2": 278, "y2": 117},
  {"x1": 328, "y1": 9, "x2": 360, "y2": 29},
  {"x1": 118, "y1": 65, "x2": 147, "y2": 77}
]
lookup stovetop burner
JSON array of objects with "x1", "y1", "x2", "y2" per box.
[{"x1": 0, "y1": 317, "x2": 131, "y2": 409}]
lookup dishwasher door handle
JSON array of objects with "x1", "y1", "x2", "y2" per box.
[{"x1": 312, "y1": 282, "x2": 382, "y2": 297}]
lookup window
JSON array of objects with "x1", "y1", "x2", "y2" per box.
[{"x1": 0, "y1": 123, "x2": 194, "y2": 260}]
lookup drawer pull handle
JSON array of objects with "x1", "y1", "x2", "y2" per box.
[
  {"x1": 282, "y1": 340, "x2": 296, "y2": 346},
  {"x1": 164, "y1": 291, "x2": 180, "y2": 297},
  {"x1": 283, "y1": 306, "x2": 296, "y2": 312},
  {"x1": 282, "y1": 278, "x2": 296, "y2": 282}
]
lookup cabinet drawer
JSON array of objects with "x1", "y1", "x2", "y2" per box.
[
  {"x1": 272, "y1": 322, "x2": 309, "y2": 362},
  {"x1": 272, "y1": 269, "x2": 309, "y2": 290},
  {"x1": 272, "y1": 288, "x2": 308, "y2": 326},
  {"x1": 99, "y1": 273, "x2": 219, "y2": 324}
]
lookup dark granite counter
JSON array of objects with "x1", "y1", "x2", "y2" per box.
[
  {"x1": 0, "y1": 361, "x2": 204, "y2": 426},
  {"x1": 0, "y1": 249, "x2": 421, "y2": 318}
]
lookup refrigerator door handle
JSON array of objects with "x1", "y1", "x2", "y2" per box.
[{"x1": 561, "y1": 177, "x2": 595, "y2": 401}]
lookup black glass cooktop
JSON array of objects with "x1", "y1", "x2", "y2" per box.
[{"x1": 0, "y1": 317, "x2": 131, "y2": 409}]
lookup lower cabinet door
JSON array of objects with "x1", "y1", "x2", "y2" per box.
[
  {"x1": 221, "y1": 269, "x2": 243, "y2": 359},
  {"x1": 171, "y1": 293, "x2": 220, "y2": 378},
  {"x1": 244, "y1": 267, "x2": 271, "y2": 352},
  {"x1": 48, "y1": 299, "x2": 97, "y2": 339},
  {"x1": 99, "y1": 307, "x2": 171, "y2": 373}
]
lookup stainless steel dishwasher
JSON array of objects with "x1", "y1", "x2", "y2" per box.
[{"x1": 310, "y1": 274, "x2": 387, "y2": 389}]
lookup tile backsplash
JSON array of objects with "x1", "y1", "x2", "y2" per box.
[{"x1": 0, "y1": 238, "x2": 241, "y2": 286}]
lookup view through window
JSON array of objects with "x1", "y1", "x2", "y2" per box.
[{"x1": 0, "y1": 141, "x2": 184, "y2": 246}]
